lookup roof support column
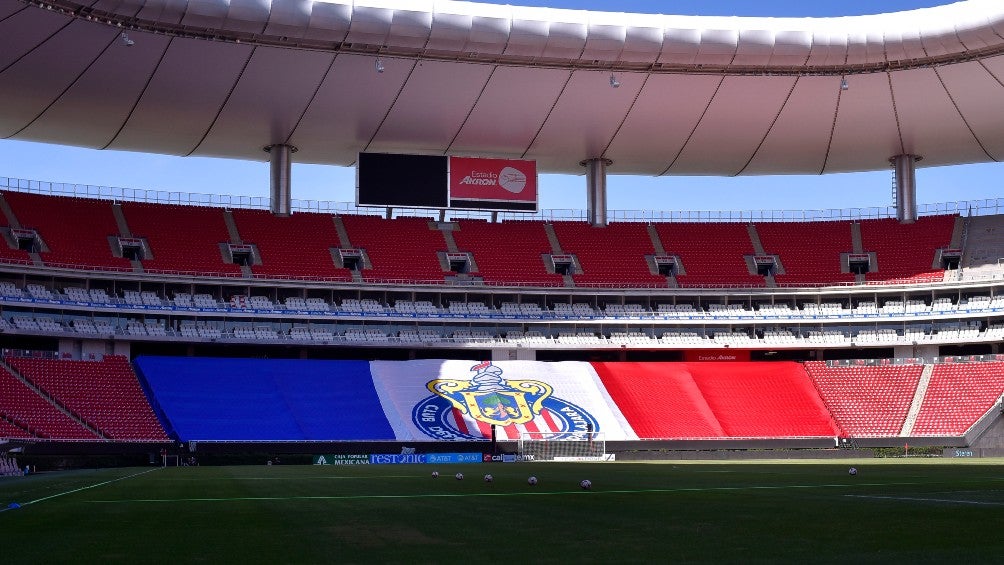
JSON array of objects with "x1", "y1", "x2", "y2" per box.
[
  {"x1": 891, "y1": 154, "x2": 920, "y2": 224},
  {"x1": 265, "y1": 144, "x2": 297, "y2": 217},
  {"x1": 581, "y1": 158, "x2": 611, "y2": 227}
]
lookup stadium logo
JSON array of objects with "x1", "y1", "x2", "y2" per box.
[
  {"x1": 498, "y1": 167, "x2": 527, "y2": 193},
  {"x1": 455, "y1": 166, "x2": 527, "y2": 193},
  {"x1": 412, "y1": 361, "x2": 598, "y2": 441}
]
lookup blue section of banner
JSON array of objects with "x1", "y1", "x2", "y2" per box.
[{"x1": 135, "y1": 357, "x2": 395, "y2": 441}]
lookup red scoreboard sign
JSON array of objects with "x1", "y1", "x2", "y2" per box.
[{"x1": 449, "y1": 157, "x2": 538, "y2": 211}]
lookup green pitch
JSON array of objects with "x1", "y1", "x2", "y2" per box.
[{"x1": 2, "y1": 459, "x2": 1003, "y2": 563}]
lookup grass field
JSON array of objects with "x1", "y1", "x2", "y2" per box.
[{"x1": 2, "y1": 459, "x2": 1003, "y2": 563}]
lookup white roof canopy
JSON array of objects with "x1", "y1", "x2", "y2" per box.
[{"x1": 1, "y1": 0, "x2": 1003, "y2": 174}]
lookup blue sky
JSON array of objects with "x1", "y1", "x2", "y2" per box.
[{"x1": 2, "y1": 0, "x2": 995, "y2": 214}]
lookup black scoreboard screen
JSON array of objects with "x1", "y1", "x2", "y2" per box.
[{"x1": 356, "y1": 153, "x2": 448, "y2": 208}]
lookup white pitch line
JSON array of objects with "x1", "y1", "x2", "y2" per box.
[
  {"x1": 845, "y1": 494, "x2": 1004, "y2": 506},
  {"x1": 1, "y1": 467, "x2": 160, "y2": 512}
]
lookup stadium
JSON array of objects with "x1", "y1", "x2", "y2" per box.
[{"x1": 2, "y1": 0, "x2": 1004, "y2": 561}]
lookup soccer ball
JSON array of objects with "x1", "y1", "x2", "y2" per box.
[
  {"x1": 455, "y1": 472, "x2": 464, "y2": 480},
  {"x1": 580, "y1": 479, "x2": 592, "y2": 490},
  {"x1": 527, "y1": 476, "x2": 538, "y2": 486},
  {"x1": 431, "y1": 471, "x2": 439, "y2": 478},
  {"x1": 483, "y1": 474, "x2": 493, "y2": 483},
  {"x1": 848, "y1": 467, "x2": 858, "y2": 476}
]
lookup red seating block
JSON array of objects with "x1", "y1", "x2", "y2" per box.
[
  {"x1": 231, "y1": 209, "x2": 353, "y2": 281},
  {"x1": 550, "y1": 222, "x2": 667, "y2": 287},
  {"x1": 0, "y1": 366, "x2": 97, "y2": 439},
  {"x1": 912, "y1": 362, "x2": 1004, "y2": 436},
  {"x1": 859, "y1": 215, "x2": 955, "y2": 283},
  {"x1": 452, "y1": 220, "x2": 564, "y2": 286},
  {"x1": 0, "y1": 417, "x2": 33, "y2": 439},
  {"x1": 654, "y1": 223, "x2": 764, "y2": 287},
  {"x1": 805, "y1": 361, "x2": 923, "y2": 437},
  {"x1": 340, "y1": 215, "x2": 448, "y2": 283},
  {"x1": 756, "y1": 221, "x2": 856, "y2": 286},
  {"x1": 6, "y1": 355, "x2": 169, "y2": 441},
  {"x1": 3, "y1": 191, "x2": 131, "y2": 270},
  {"x1": 121, "y1": 202, "x2": 241, "y2": 276}
]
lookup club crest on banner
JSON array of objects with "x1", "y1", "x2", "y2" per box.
[{"x1": 411, "y1": 361, "x2": 599, "y2": 440}]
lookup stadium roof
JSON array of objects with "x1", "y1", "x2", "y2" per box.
[{"x1": 2, "y1": 0, "x2": 1004, "y2": 176}]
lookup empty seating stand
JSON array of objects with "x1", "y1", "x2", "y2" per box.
[
  {"x1": 340, "y1": 215, "x2": 446, "y2": 283},
  {"x1": 756, "y1": 221, "x2": 856, "y2": 286},
  {"x1": 0, "y1": 190, "x2": 960, "y2": 287},
  {"x1": 805, "y1": 361, "x2": 923, "y2": 437},
  {"x1": 231, "y1": 209, "x2": 353, "y2": 281},
  {"x1": 0, "y1": 364, "x2": 98, "y2": 439},
  {"x1": 654, "y1": 222, "x2": 764, "y2": 287},
  {"x1": 3, "y1": 191, "x2": 132, "y2": 270},
  {"x1": 452, "y1": 219, "x2": 564, "y2": 286},
  {"x1": 121, "y1": 201, "x2": 241, "y2": 276},
  {"x1": 0, "y1": 417, "x2": 32, "y2": 439},
  {"x1": 550, "y1": 221, "x2": 666, "y2": 287},
  {"x1": 912, "y1": 361, "x2": 1004, "y2": 436},
  {"x1": 859, "y1": 215, "x2": 956, "y2": 283},
  {"x1": 6, "y1": 355, "x2": 168, "y2": 441}
]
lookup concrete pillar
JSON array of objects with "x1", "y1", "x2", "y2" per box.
[
  {"x1": 891, "y1": 154, "x2": 921, "y2": 224},
  {"x1": 581, "y1": 158, "x2": 611, "y2": 227},
  {"x1": 265, "y1": 144, "x2": 297, "y2": 217}
]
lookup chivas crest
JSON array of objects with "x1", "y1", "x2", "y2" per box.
[
  {"x1": 412, "y1": 361, "x2": 599, "y2": 441},
  {"x1": 428, "y1": 360, "x2": 552, "y2": 427}
]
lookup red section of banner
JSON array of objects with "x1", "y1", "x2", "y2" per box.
[
  {"x1": 592, "y1": 362, "x2": 725, "y2": 439},
  {"x1": 592, "y1": 361, "x2": 840, "y2": 440},
  {"x1": 449, "y1": 157, "x2": 537, "y2": 203},
  {"x1": 682, "y1": 350, "x2": 751, "y2": 362}
]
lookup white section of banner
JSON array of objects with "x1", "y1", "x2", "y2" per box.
[{"x1": 369, "y1": 360, "x2": 638, "y2": 441}]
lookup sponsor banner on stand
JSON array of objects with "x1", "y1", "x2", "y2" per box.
[
  {"x1": 313, "y1": 454, "x2": 370, "y2": 465},
  {"x1": 482, "y1": 453, "x2": 536, "y2": 463},
  {"x1": 368, "y1": 453, "x2": 481, "y2": 465},
  {"x1": 448, "y1": 157, "x2": 537, "y2": 210},
  {"x1": 682, "y1": 349, "x2": 751, "y2": 362}
]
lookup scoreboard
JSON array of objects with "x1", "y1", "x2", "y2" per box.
[{"x1": 357, "y1": 153, "x2": 537, "y2": 212}]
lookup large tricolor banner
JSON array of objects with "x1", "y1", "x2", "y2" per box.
[
  {"x1": 371, "y1": 360, "x2": 636, "y2": 441},
  {"x1": 138, "y1": 357, "x2": 838, "y2": 443},
  {"x1": 448, "y1": 157, "x2": 537, "y2": 211}
]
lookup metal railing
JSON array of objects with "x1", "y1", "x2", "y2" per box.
[
  {"x1": 825, "y1": 353, "x2": 1004, "y2": 367},
  {"x1": 2, "y1": 175, "x2": 1000, "y2": 223},
  {"x1": 0, "y1": 256, "x2": 971, "y2": 289}
]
